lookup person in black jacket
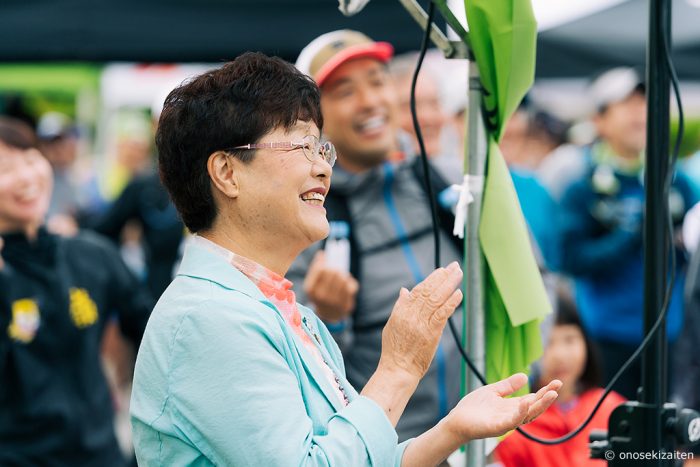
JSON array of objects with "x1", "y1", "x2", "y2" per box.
[
  {"x1": 90, "y1": 172, "x2": 184, "y2": 299},
  {"x1": 0, "y1": 116, "x2": 154, "y2": 466}
]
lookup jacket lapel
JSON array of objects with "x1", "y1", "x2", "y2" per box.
[{"x1": 177, "y1": 240, "x2": 345, "y2": 412}]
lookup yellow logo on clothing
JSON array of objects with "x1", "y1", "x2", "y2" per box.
[
  {"x1": 69, "y1": 288, "x2": 98, "y2": 328},
  {"x1": 8, "y1": 299, "x2": 41, "y2": 343}
]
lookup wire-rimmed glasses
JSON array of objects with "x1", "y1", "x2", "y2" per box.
[{"x1": 226, "y1": 134, "x2": 336, "y2": 167}]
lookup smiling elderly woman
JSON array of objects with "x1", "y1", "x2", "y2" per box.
[{"x1": 130, "y1": 53, "x2": 561, "y2": 467}]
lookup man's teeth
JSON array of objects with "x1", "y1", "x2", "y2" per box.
[
  {"x1": 359, "y1": 116, "x2": 385, "y2": 131},
  {"x1": 301, "y1": 192, "x2": 325, "y2": 203}
]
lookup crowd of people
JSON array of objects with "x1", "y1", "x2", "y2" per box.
[{"x1": 1, "y1": 27, "x2": 699, "y2": 467}]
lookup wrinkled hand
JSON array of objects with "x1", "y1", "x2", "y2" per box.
[
  {"x1": 444, "y1": 373, "x2": 562, "y2": 442},
  {"x1": 378, "y1": 262, "x2": 463, "y2": 380},
  {"x1": 303, "y1": 251, "x2": 359, "y2": 323}
]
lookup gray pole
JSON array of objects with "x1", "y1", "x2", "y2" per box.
[
  {"x1": 390, "y1": 3, "x2": 487, "y2": 465},
  {"x1": 463, "y1": 58, "x2": 488, "y2": 467}
]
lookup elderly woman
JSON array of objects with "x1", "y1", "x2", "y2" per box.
[{"x1": 130, "y1": 53, "x2": 561, "y2": 466}]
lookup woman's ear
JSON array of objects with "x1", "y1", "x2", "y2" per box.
[{"x1": 207, "y1": 151, "x2": 240, "y2": 199}]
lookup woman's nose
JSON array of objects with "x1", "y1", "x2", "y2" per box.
[{"x1": 311, "y1": 157, "x2": 332, "y2": 179}]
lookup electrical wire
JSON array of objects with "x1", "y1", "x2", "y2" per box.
[{"x1": 409, "y1": 0, "x2": 684, "y2": 445}]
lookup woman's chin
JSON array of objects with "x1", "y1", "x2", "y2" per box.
[{"x1": 302, "y1": 219, "x2": 330, "y2": 245}]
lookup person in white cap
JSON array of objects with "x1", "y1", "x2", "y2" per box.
[
  {"x1": 556, "y1": 67, "x2": 699, "y2": 400},
  {"x1": 292, "y1": 30, "x2": 470, "y2": 442}
]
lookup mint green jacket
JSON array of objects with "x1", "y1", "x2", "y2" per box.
[{"x1": 130, "y1": 241, "x2": 409, "y2": 466}]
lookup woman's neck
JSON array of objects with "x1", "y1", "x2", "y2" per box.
[{"x1": 199, "y1": 227, "x2": 300, "y2": 277}]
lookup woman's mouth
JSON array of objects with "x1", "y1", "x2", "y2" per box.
[{"x1": 300, "y1": 190, "x2": 326, "y2": 208}]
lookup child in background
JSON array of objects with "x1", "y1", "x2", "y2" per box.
[{"x1": 495, "y1": 290, "x2": 626, "y2": 467}]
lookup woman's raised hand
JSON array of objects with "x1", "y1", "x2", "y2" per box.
[
  {"x1": 444, "y1": 373, "x2": 562, "y2": 441},
  {"x1": 378, "y1": 262, "x2": 463, "y2": 380}
]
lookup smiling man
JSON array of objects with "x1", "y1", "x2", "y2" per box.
[{"x1": 291, "y1": 30, "x2": 465, "y2": 442}]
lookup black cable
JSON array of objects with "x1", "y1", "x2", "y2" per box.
[
  {"x1": 410, "y1": 0, "x2": 684, "y2": 446},
  {"x1": 410, "y1": 0, "x2": 486, "y2": 395},
  {"x1": 411, "y1": 0, "x2": 488, "y2": 386},
  {"x1": 518, "y1": 16, "x2": 684, "y2": 444},
  {"x1": 411, "y1": 0, "x2": 441, "y2": 270}
]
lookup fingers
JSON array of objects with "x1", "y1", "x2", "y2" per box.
[
  {"x1": 303, "y1": 250, "x2": 359, "y2": 321},
  {"x1": 347, "y1": 276, "x2": 359, "y2": 295},
  {"x1": 409, "y1": 262, "x2": 463, "y2": 314},
  {"x1": 433, "y1": 288, "x2": 463, "y2": 323},
  {"x1": 317, "y1": 269, "x2": 344, "y2": 298},
  {"x1": 523, "y1": 390, "x2": 559, "y2": 424},
  {"x1": 304, "y1": 250, "x2": 357, "y2": 301},
  {"x1": 489, "y1": 373, "x2": 529, "y2": 397},
  {"x1": 520, "y1": 380, "x2": 561, "y2": 425},
  {"x1": 536, "y1": 380, "x2": 563, "y2": 399}
]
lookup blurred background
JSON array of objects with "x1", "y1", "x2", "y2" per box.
[{"x1": 2, "y1": 0, "x2": 700, "y2": 465}]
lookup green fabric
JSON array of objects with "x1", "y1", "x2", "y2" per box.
[
  {"x1": 464, "y1": 0, "x2": 538, "y2": 140},
  {"x1": 0, "y1": 64, "x2": 100, "y2": 94},
  {"x1": 464, "y1": 0, "x2": 550, "y2": 389}
]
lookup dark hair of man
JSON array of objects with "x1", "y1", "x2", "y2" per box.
[
  {"x1": 0, "y1": 116, "x2": 38, "y2": 150},
  {"x1": 156, "y1": 52, "x2": 323, "y2": 233},
  {"x1": 555, "y1": 290, "x2": 603, "y2": 394}
]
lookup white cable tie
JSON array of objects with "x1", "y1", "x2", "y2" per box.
[
  {"x1": 337, "y1": 0, "x2": 371, "y2": 16},
  {"x1": 452, "y1": 174, "x2": 484, "y2": 239}
]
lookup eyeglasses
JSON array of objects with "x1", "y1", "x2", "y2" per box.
[{"x1": 226, "y1": 134, "x2": 336, "y2": 167}]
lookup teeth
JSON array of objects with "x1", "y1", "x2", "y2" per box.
[
  {"x1": 301, "y1": 192, "x2": 325, "y2": 204},
  {"x1": 359, "y1": 116, "x2": 385, "y2": 131},
  {"x1": 17, "y1": 188, "x2": 39, "y2": 202}
]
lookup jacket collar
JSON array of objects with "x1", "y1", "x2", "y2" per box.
[
  {"x1": 176, "y1": 239, "x2": 268, "y2": 303},
  {"x1": 176, "y1": 238, "x2": 348, "y2": 412}
]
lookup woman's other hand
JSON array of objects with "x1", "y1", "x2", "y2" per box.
[
  {"x1": 378, "y1": 261, "x2": 463, "y2": 381},
  {"x1": 444, "y1": 373, "x2": 562, "y2": 441},
  {"x1": 401, "y1": 374, "x2": 561, "y2": 467}
]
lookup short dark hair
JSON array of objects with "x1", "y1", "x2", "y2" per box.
[
  {"x1": 0, "y1": 116, "x2": 38, "y2": 150},
  {"x1": 156, "y1": 52, "x2": 323, "y2": 233}
]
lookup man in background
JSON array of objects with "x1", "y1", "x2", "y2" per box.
[{"x1": 291, "y1": 30, "x2": 464, "y2": 442}]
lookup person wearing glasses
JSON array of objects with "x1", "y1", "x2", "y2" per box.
[{"x1": 129, "y1": 52, "x2": 561, "y2": 466}]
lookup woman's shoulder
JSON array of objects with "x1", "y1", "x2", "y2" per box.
[
  {"x1": 134, "y1": 276, "x2": 292, "y2": 398},
  {"x1": 155, "y1": 275, "x2": 286, "y2": 335}
]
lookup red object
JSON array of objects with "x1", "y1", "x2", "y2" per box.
[
  {"x1": 495, "y1": 388, "x2": 626, "y2": 467},
  {"x1": 315, "y1": 42, "x2": 394, "y2": 87}
]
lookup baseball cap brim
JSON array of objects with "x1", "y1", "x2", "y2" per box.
[{"x1": 315, "y1": 42, "x2": 394, "y2": 87}]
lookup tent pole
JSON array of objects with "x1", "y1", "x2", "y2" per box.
[
  {"x1": 389, "y1": 2, "x2": 486, "y2": 464},
  {"x1": 463, "y1": 54, "x2": 488, "y2": 467}
]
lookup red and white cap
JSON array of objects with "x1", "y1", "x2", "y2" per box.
[{"x1": 296, "y1": 30, "x2": 394, "y2": 87}]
